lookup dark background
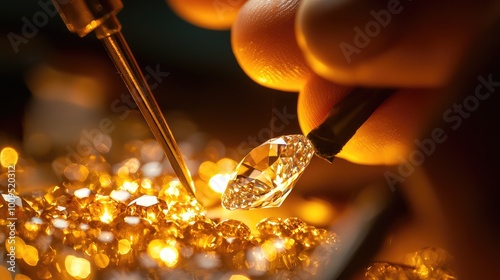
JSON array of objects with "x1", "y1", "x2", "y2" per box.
[{"x1": 0, "y1": 0, "x2": 301, "y2": 148}]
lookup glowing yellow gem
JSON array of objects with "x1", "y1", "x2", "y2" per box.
[
  {"x1": 147, "y1": 239, "x2": 165, "y2": 259},
  {"x1": 229, "y1": 274, "x2": 250, "y2": 280},
  {"x1": 94, "y1": 253, "x2": 110, "y2": 268},
  {"x1": 256, "y1": 217, "x2": 289, "y2": 237},
  {"x1": 0, "y1": 147, "x2": 18, "y2": 167},
  {"x1": 22, "y1": 245, "x2": 39, "y2": 266},
  {"x1": 89, "y1": 195, "x2": 122, "y2": 224},
  {"x1": 216, "y1": 219, "x2": 251, "y2": 239},
  {"x1": 160, "y1": 245, "x2": 179, "y2": 267},
  {"x1": 118, "y1": 239, "x2": 132, "y2": 255},
  {"x1": 65, "y1": 255, "x2": 91, "y2": 279}
]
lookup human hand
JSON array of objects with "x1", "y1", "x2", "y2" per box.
[{"x1": 167, "y1": 0, "x2": 499, "y2": 165}]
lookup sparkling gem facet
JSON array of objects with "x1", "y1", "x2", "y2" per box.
[{"x1": 221, "y1": 135, "x2": 315, "y2": 210}]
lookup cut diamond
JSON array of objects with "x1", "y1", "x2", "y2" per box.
[{"x1": 222, "y1": 135, "x2": 315, "y2": 210}]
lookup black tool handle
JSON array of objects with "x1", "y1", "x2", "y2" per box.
[{"x1": 307, "y1": 88, "x2": 395, "y2": 162}]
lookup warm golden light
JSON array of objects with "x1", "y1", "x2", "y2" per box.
[
  {"x1": 122, "y1": 181, "x2": 139, "y2": 194},
  {"x1": 22, "y1": 245, "x2": 39, "y2": 266},
  {"x1": 159, "y1": 246, "x2": 179, "y2": 267},
  {"x1": 229, "y1": 275, "x2": 250, "y2": 280},
  {"x1": 5, "y1": 237, "x2": 26, "y2": 259},
  {"x1": 216, "y1": 158, "x2": 237, "y2": 173},
  {"x1": 118, "y1": 239, "x2": 131, "y2": 255},
  {"x1": 65, "y1": 255, "x2": 91, "y2": 279},
  {"x1": 99, "y1": 174, "x2": 112, "y2": 187},
  {"x1": 94, "y1": 254, "x2": 109, "y2": 268},
  {"x1": 89, "y1": 195, "x2": 120, "y2": 224},
  {"x1": 208, "y1": 173, "x2": 230, "y2": 193},
  {"x1": 100, "y1": 209, "x2": 113, "y2": 224},
  {"x1": 14, "y1": 274, "x2": 32, "y2": 280},
  {"x1": 198, "y1": 161, "x2": 218, "y2": 181},
  {"x1": 0, "y1": 266, "x2": 11, "y2": 280},
  {"x1": 261, "y1": 241, "x2": 278, "y2": 262},
  {"x1": 297, "y1": 198, "x2": 336, "y2": 225},
  {"x1": 63, "y1": 163, "x2": 89, "y2": 182},
  {"x1": 147, "y1": 239, "x2": 165, "y2": 260},
  {"x1": 0, "y1": 147, "x2": 18, "y2": 167}
]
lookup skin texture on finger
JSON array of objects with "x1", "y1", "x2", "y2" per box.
[
  {"x1": 297, "y1": 0, "x2": 500, "y2": 87},
  {"x1": 299, "y1": 75, "x2": 437, "y2": 165},
  {"x1": 167, "y1": 0, "x2": 246, "y2": 30},
  {"x1": 231, "y1": 0, "x2": 312, "y2": 92}
]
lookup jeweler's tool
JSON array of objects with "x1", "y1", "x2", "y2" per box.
[
  {"x1": 52, "y1": 0, "x2": 196, "y2": 198},
  {"x1": 307, "y1": 87, "x2": 395, "y2": 162}
]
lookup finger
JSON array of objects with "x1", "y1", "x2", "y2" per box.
[
  {"x1": 231, "y1": 0, "x2": 312, "y2": 92},
  {"x1": 167, "y1": 0, "x2": 247, "y2": 30},
  {"x1": 298, "y1": 74, "x2": 437, "y2": 165},
  {"x1": 297, "y1": 0, "x2": 499, "y2": 87}
]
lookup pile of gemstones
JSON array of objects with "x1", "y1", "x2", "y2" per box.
[{"x1": 0, "y1": 143, "x2": 340, "y2": 280}]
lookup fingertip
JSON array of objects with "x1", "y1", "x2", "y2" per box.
[
  {"x1": 298, "y1": 75, "x2": 351, "y2": 134},
  {"x1": 299, "y1": 75, "x2": 438, "y2": 165},
  {"x1": 167, "y1": 0, "x2": 246, "y2": 30},
  {"x1": 231, "y1": 0, "x2": 311, "y2": 92},
  {"x1": 296, "y1": 0, "x2": 403, "y2": 83}
]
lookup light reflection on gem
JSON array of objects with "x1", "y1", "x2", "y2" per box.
[
  {"x1": 222, "y1": 135, "x2": 315, "y2": 210},
  {"x1": 159, "y1": 245, "x2": 179, "y2": 267}
]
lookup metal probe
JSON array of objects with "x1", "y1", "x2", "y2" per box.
[{"x1": 52, "y1": 0, "x2": 196, "y2": 198}]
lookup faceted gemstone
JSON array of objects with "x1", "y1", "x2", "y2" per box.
[
  {"x1": 256, "y1": 217, "x2": 290, "y2": 238},
  {"x1": 406, "y1": 247, "x2": 456, "y2": 279},
  {"x1": 283, "y1": 217, "x2": 307, "y2": 232},
  {"x1": 1, "y1": 194, "x2": 36, "y2": 225},
  {"x1": 21, "y1": 189, "x2": 49, "y2": 215},
  {"x1": 364, "y1": 262, "x2": 413, "y2": 279},
  {"x1": 126, "y1": 195, "x2": 167, "y2": 224},
  {"x1": 43, "y1": 185, "x2": 70, "y2": 206},
  {"x1": 183, "y1": 220, "x2": 222, "y2": 251},
  {"x1": 153, "y1": 220, "x2": 183, "y2": 240},
  {"x1": 222, "y1": 135, "x2": 315, "y2": 210},
  {"x1": 113, "y1": 215, "x2": 155, "y2": 251},
  {"x1": 166, "y1": 201, "x2": 206, "y2": 226},
  {"x1": 216, "y1": 220, "x2": 251, "y2": 255},
  {"x1": 159, "y1": 180, "x2": 193, "y2": 207},
  {"x1": 292, "y1": 225, "x2": 325, "y2": 250},
  {"x1": 20, "y1": 217, "x2": 44, "y2": 241},
  {"x1": 216, "y1": 219, "x2": 251, "y2": 239},
  {"x1": 88, "y1": 195, "x2": 124, "y2": 224}
]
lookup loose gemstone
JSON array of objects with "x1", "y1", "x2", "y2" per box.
[{"x1": 221, "y1": 135, "x2": 315, "y2": 210}]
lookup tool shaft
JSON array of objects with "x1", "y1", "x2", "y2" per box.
[{"x1": 101, "y1": 31, "x2": 196, "y2": 197}]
